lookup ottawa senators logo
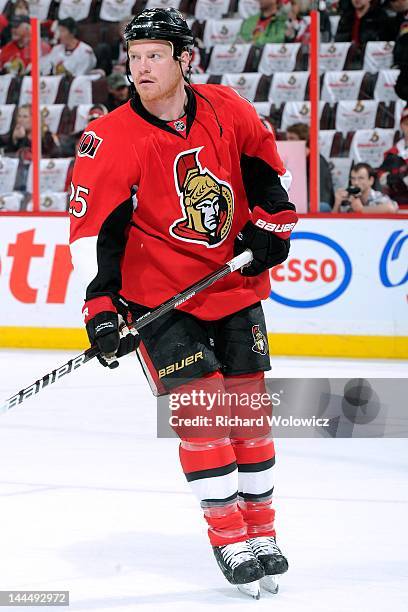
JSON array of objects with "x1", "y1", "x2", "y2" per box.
[
  {"x1": 170, "y1": 147, "x2": 234, "y2": 247},
  {"x1": 251, "y1": 325, "x2": 268, "y2": 356},
  {"x1": 78, "y1": 131, "x2": 103, "y2": 159}
]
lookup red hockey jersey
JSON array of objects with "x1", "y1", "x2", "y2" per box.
[{"x1": 69, "y1": 84, "x2": 287, "y2": 320}]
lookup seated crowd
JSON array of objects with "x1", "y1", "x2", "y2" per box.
[{"x1": 0, "y1": 0, "x2": 407, "y2": 213}]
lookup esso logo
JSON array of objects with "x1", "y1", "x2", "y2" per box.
[
  {"x1": 379, "y1": 230, "x2": 408, "y2": 288},
  {"x1": 270, "y1": 232, "x2": 352, "y2": 308}
]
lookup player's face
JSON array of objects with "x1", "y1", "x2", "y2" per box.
[
  {"x1": 197, "y1": 197, "x2": 220, "y2": 232},
  {"x1": 128, "y1": 40, "x2": 186, "y2": 103}
]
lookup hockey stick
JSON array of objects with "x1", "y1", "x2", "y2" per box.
[{"x1": 1, "y1": 249, "x2": 253, "y2": 414}]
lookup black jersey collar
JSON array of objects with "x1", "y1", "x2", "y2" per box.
[{"x1": 130, "y1": 86, "x2": 196, "y2": 138}]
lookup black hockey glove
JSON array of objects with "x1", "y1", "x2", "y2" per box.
[
  {"x1": 234, "y1": 204, "x2": 298, "y2": 277},
  {"x1": 83, "y1": 296, "x2": 140, "y2": 369}
]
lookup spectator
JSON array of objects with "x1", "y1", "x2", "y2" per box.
[
  {"x1": 0, "y1": 15, "x2": 50, "y2": 75},
  {"x1": 111, "y1": 17, "x2": 133, "y2": 67},
  {"x1": 40, "y1": 18, "x2": 96, "y2": 77},
  {"x1": 286, "y1": 123, "x2": 335, "y2": 211},
  {"x1": 5, "y1": 104, "x2": 60, "y2": 159},
  {"x1": 335, "y1": 0, "x2": 394, "y2": 44},
  {"x1": 0, "y1": 0, "x2": 29, "y2": 46},
  {"x1": 88, "y1": 104, "x2": 108, "y2": 121},
  {"x1": 377, "y1": 107, "x2": 408, "y2": 206},
  {"x1": 239, "y1": 0, "x2": 290, "y2": 45},
  {"x1": 391, "y1": 0, "x2": 408, "y2": 102},
  {"x1": 106, "y1": 73, "x2": 130, "y2": 112},
  {"x1": 286, "y1": 1, "x2": 332, "y2": 44},
  {"x1": 7, "y1": 104, "x2": 32, "y2": 152},
  {"x1": 332, "y1": 162, "x2": 398, "y2": 212}
]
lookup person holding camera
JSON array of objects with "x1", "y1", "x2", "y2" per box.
[{"x1": 332, "y1": 163, "x2": 398, "y2": 213}]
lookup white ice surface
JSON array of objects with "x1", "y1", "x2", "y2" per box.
[{"x1": 0, "y1": 350, "x2": 407, "y2": 611}]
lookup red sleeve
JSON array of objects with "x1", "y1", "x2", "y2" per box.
[{"x1": 69, "y1": 113, "x2": 140, "y2": 301}]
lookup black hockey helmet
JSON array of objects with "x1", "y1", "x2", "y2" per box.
[{"x1": 124, "y1": 8, "x2": 194, "y2": 59}]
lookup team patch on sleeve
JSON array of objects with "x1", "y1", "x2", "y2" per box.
[{"x1": 77, "y1": 131, "x2": 103, "y2": 159}]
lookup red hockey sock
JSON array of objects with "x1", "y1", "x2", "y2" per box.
[
  {"x1": 175, "y1": 372, "x2": 248, "y2": 546},
  {"x1": 225, "y1": 372, "x2": 277, "y2": 538}
]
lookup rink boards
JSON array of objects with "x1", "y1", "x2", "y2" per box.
[{"x1": 0, "y1": 216, "x2": 407, "y2": 358}]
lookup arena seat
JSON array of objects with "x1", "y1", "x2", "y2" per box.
[
  {"x1": 318, "y1": 129, "x2": 337, "y2": 159},
  {"x1": 373, "y1": 69, "x2": 400, "y2": 102},
  {"x1": 349, "y1": 128, "x2": 395, "y2": 168},
  {"x1": 26, "y1": 192, "x2": 69, "y2": 212},
  {"x1": 258, "y1": 43, "x2": 302, "y2": 75},
  {"x1": 190, "y1": 73, "x2": 211, "y2": 84},
  {"x1": 99, "y1": 0, "x2": 137, "y2": 22},
  {"x1": 268, "y1": 71, "x2": 309, "y2": 105},
  {"x1": 193, "y1": 0, "x2": 234, "y2": 21},
  {"x1": 221, "y1": 72, "x2": 263, "y2": 102},
  {"x1": 238, "y1": 0, "x2": 259, "y2": 19},
  {"x1": 58, "y1": 0, "x2": 93, "y2": 22},
  {"x1": 40, "y1": 104, "x2": 66, "y2": 135},
  {"x1": 206, "y1": 43, "x2": 253, "y2": 73},
  {"x1": 27, "y1": 158, "x2": 73, "y2": 193},
  {"x1": 329, "y1": 15, "x2": 340, "y2": 40},
  {"x1": 0, "y1": 155, "x2": 19, "y2": 193},
  {"x1": 0, "y1": 104, "x2": 16, "y2": 144},
  {"x1": 31, "y1": 0, "x2": 53, "y2": 20},
  {"x1": 319, "y1": 42, "x2": 351, "y2": 73},
  {"x1": 253, "y1": 101, "x2": 272, "y2": 118},
  {"x1": 201, "y1": 18, "x2": 243, "y2": 48},
  {"x1": 0, "y1": 191, "x2": 24, "y2": 212},
  {"x1": 363, "y1": 41, "x2": 395, "y2": 72},
  {"x1": 321, "y1": 71, "x2": 367, "y2": 103},
  {"x1": 335, "y1": 99, "x2": 379, "y2": 132}
]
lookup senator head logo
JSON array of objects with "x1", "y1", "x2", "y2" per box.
[
  {"x1": 170, "y1": 148, "x2": 234, "y2": 247},
  {"x1": 251, "y1": 325, "x2": 268, "y2": 356}
]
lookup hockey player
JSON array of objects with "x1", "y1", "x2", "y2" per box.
[{"x1": 69, "y1": 8, "x2": 297, "y2": 599}]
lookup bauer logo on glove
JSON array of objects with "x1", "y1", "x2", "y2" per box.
[{"x1": 234, "y1": 203, "x2": 298, "y2": 277}]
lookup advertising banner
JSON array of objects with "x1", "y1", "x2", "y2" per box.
[{"x1": 0, "y1": 217, "x2": 407, "y2": 357}]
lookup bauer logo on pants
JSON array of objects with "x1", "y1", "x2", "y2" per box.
[
  {"x1": 170, "y1": 147, "x2": 234, "y2": 248},
  {"x1": 78, "y1": 131, "x2": 103, "y2": 159}
]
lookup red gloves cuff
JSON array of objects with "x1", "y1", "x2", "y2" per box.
[
  {"x1": 82, "y1": 296, "x2": 116, "y2": 324},
  {"x1": 252, "y1": 206, "x2": 298, "y2": 240}
]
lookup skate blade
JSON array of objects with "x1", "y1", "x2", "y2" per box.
[
  {"x1": 237, "y1": 580, "x2": 261, "y2": 599},
  {"x1": 260, "y1": 575, "x2": 279, "y2": 594}
]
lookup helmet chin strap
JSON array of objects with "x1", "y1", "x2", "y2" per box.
[{"x1": 179, "y1": 59, "x2": 192, "y2": 84}]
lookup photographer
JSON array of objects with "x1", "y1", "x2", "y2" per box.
[{"x1": 332, "y1": 163, "x2": 398, "y2": 213}]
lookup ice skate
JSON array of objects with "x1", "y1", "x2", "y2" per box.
[
  {"x1": 212, "y1": 540, "x2": 264, "y2": 599},
  {"x1": 248, "y1": 536, "x2": 288, "y2": 594}
]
